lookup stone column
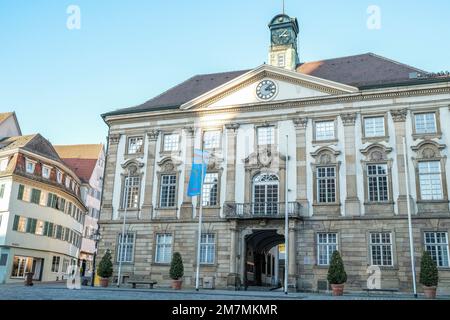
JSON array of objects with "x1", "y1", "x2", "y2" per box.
[
  {"x1": 288, "y1": 220, "x2": 297, "y2": 291},
  {"x1": 341, "y1": 113, "x2": 361, "y2": 217},
  {"x1": 293, "y1": 117, "x2": 309, "y2": 216},
  {"x1": 227, "y1": 220, "x2": 240, "y2": 289},
  {"x1": 224, "y1": 123, "x2": 240, "y2": 205},
  {"x1": 141, "y1": 130, "x2": 159, "y2": 220},
  {"x1": 180, "y1": 126, "x2": 195, "y2": 219},
  {"x1": 100, "y1": 133, "x2": 121, "y2": 221},
  {"x1": 391, "y1": 109, "x2": 409, "y2": 215}
]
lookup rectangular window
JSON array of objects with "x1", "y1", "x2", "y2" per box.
[
  {"x1": 424, "y1": 232, "x2": 449, "y2": 267},
  {"x1": 364, "y1": 117, "x2": 385, "y2": 137},
  {"x1": 257, "y1": 127, "x2": 275, "y2": 146},
  {"x1": 11, "y1": 256, "x2": 32, "y2": 278},
  {"x1": 200, "y1": 233, "x2": 215, "y2": 264},
  {"x1": 122, "y1": 176, "x2": 140, "y2": 209},
  {"x1": 42, "y1": 166, "x2": 51, "y2": 179},
  {"x1": 163, "y1": 134, "x2": 179, "y2": 152},
  {"x1": 415, "y1": 113, "x2": 437, "y2": 134},
  {"x1": 35, "y1": 220, "x2": 45, "y2": 236},
  {"x1": 317, "y1": 233, "x2": 338, "y2": 266},
  {"x1": 277, "y1": 53, "x2": 286, "y2": 67},
  {"x1": 51, "y1": 256, "x2": 61, "y2": 272},
  {"x1": 26, "y1": 218, "x2": 37, "y2": 234},
  {"x1": 202, "y1": 173, "x2": 219, "y2": 206},
  {"x1": 56, "y1": 225, "x2": 63, "y2": 240},
  {"x1": 203, "y1": 131, "x2": 221, "y2": 149},
  {"x1": 367, "y1": 164, "x2": 389, "y2": 202},
  {"x1": 0, "y1": 158, "x2": 8, "y2": 171},
  {"x1": 317, "y1": 167, "x2": 336, "y2": 203},
  {"x1": 17, "y1": 184, "x2": 24, "y2": 200},
  {"x1": 62, "y1": 259, "x2": 69, "y2": 274},
  {"x1": 56, "y1": 171, "x2": 63, "y2": 184},
  {"x1": 25, "y1": 161, "x2": 35, "y2": 174},
  {"x1": 418, "y1": 161, "x2": 443, "y2": 200},
  {"x1": 117, "y1": 233, "x2": 134, "y2": 263},
  {"x1": 47, "y1": 193, "x2": 58, "y2": 209},
  {"x1": 155, "y1": 234, "x2": 172, "y2": 263},
  {"x1": 160, "y1": 174, "x2": 177, "y2": 208},
  {"x1": 0, "y1": 184, "x2": 5, "y2": 198},
  {"x1": 315, "y1": 121, "x2": 335, "y2": 141},
  {"x1": 30, "y1": 189, "x2": 41, "y2": 205},
  {"x1": 370, "y1": 232, "x2": 393, "y2": 266},
  {"x1": 13, "y1": 216, "x2": 27, "y2": 233},
  {"x1": 127, "y1": 136, "x2": 144, "y2": 154}
]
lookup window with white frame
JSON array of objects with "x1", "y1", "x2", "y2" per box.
[
  {"x1": 418, "y1": 161, "x2": 443, "y2": 200},
  {"x1": 11, "y1": 256, "x2": 32, "y2": 278},
  {"x1": 203, "y1": 131, "x2": 221, "y2": 149},
  {"x1": 202, "y1": 173, "x2": 219, "y2": 206},
  {"x1": 155, "y1": 234, "x2": 172, "y2": 263},
  {"x1": 200, "y1": 233, "x2": 215, "y2": 264},
  {"x1": 25, "y1": 161, "x2": 35, "y2": 174},
  {"x1": 369, "y1": 232, "x2": 393, "y2": 266},
  {"x1": 127, "y1": 136, "x2": 144, "y2": 154},
  {"x1": 160, "y1": 174, "x2": 176, "y2": 207},
  {"x1": 317, "y1": 167, "x2": 336, "y2": 203},
  {"x1": 42, "y1": 166, "x2": 51, "y2": 179},
  {"x1": 415, "y1": 113, "x2": 437, "y2": 134},
  {"x1": 65, "y1": 177, "x2": 71, "y2": 189},
  {"x1": 35, "y1": 220, "x2": 45, "y2": 235},
  {"x1": 315, "y1": 121, "x2": 335, "y2": 141},
  {"x1": 51, "y1": 256, "x2": 60, "y2": 272},
  {"x1": 424, "y1": 232, "x2": 449, "y2": 267},
  {"x1": 56, "y1": 171, "x2": 63, "y2": 184},
  {"x1": 163, "y1": 134, "x2": 179, "y2": 152},
  {"x1": 0, "y1": 158, "x2": 8, "y2": 171},
  {"x1": 364, "y1": 116, "x2": 385, "y2": 137},
  {"x1": 122, "y1": 176, "x2": 140, "y2": 209},
  {"x1": 257, "y1": 127, "x2": 275, "y2": 146},
  {"x1": 117, "y1": 233, "x2": 134, "y2": 263},
  {"x1": 12, "y1": 215, "x2": 27, "y2": 233},
  {"x1": 317, "y1": 233, "x2": 338, "y2": 266},
  {"x1": 367, "y1": 164, "x2": 389, "y2": 202}
]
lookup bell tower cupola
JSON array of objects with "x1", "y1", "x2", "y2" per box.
[{"x1": 268, "y1": 14, "x2": 300, "y2": 71}]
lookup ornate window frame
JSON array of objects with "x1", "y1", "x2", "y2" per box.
[
  {"x1": 361, "y1": 112, "x2": 389, "y2": 143},
  {"x1": 310, "y1": 147, "x2": 341, "y2": 215},
  {"x1": 360, "y1": 144, "x2": 395, "y2": 215},
  {"x1": 411, "y1": 140, "x2": 449, "y2": 213},
  {"x1": 411, "y1": 109, "x2": 442, "y2": 140},
  {"x1": 119, "y1": 159, "x2": 144, "y2": 215},
  {"x1": 196, "y1": 154, "x2": 223, "y2": 210},
  {"x1": 155, "y1": 157, "x2": 181, "y2": 214}
]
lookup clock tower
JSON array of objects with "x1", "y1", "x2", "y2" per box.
[{"x1": 268, "y1": 14, "x2": 300, "y2": 71}]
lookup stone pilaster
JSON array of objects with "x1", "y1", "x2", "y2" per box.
[
  {"x1": 341, "y1": 113, "x2": 361, "y2": 216},
  {"x1": 100, "y1": 133, "x2": 121, "y2": 221},
  {"x1": 141, "y1": 130, "x2": 160, "y2": 220},
  {"x1": 391, "y1": 109, "x2": 409, "y2": 215},
  {"x1": 227, "y1": 220, "x2": 240, "y2": 289},
  {"x1": 224, "y1": 123, "x2": 240, "y2": 205},
  {"x1": 180, "y1": 126, "x2": 195, "y2": 219},
  {"x1": 288, "y1": 220, "x2": 297, "y2": 291},
  {"x1": 293, "y1": 117, "x2": 309, "y2": 215}
]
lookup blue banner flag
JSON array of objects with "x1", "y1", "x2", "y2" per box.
[{"x1": 187, "y1": 149, "x2": 210, "y2": 197}]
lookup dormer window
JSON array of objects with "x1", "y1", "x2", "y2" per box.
[
  {"x1": 0, "y1": 158, "x2": 8, "y2": 171},
  {"x1": 42, "y1": 166, "x2": 51, "y2": 179},
  {"x1": 26, "y1": 160, "x2": 36, "y2": 174},
  {"x1": 56, "y1": 171, "x2": 63, "y2": 184},
  {"x1": 65, "y1": 177, "x2": 71, "y2": 189}
]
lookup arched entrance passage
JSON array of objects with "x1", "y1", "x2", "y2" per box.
[{"x1": 244, "y1": 229, "x2": 285, "y2": 289}]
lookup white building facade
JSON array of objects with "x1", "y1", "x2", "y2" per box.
[{"x1": 98, "y1": 13, "x2": 450, "y2": 293}]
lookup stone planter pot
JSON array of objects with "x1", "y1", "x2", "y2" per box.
[
  {"x1": 99, "y1": 277, "x2": 109, "y2": 288},
  {"x1": 172, "y1": 279, "x2": 183, "y2": 290},
  {"x1": 423, "y1": 286, "x2": 437, "y2": 299},
  {"x1": 331, "y1": 283, "x2": 345, "y2": 296}
]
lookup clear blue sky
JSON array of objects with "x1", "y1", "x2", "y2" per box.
[{"x1": 1, "y1": 0, "x2": 449, "y2": 145}]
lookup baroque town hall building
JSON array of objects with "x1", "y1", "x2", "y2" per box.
[{"x1": 99, "y1": 13, "x2": 450, "y2": 293}]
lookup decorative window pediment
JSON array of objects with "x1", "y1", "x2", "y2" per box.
[
  {"x1": 244, "y1": 147, "x2": 286, "y2": 171},
  {"x1": 157, "y1": 157, "x2": 181, "y2": 173},
  {"x1": 121, "y1": 159, "x2": 144, "y2": 175},
  {"x1": 360, "y1": 143, "x2": 393, "y2": 162},
  {"x1": 411, "y1": 140, "x2": 446, "y2": 160},
  {"x1": 310, "y1": 147, "x2": 340, "y2": 165}
]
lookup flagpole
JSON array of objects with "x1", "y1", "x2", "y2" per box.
[
  {"x1": 284, "y1": 135, "x2": 289, "y2": 295},
  {"x1": 403, "y1": 137, "x2": 417, "y2": 298},
  {"x1": 117, "y1": 172, "x2": 130, "y2": 287},
  {"x1": 195, "y1": 148, "x2": 204, "y2": 291}
]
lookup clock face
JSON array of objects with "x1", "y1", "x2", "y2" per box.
[
  {"x1": 256, "y1": 80, "x2": 277, "y2": 100},
  {"x1": 271, "y1": 28, "x2": 292, "y2": 45}
]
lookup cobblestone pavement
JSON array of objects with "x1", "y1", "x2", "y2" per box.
[{"x1": 0, "y1": 283, "x2": 447, "y2": 300}]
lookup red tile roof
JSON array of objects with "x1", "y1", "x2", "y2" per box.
[{"x1": 61, "y1": 158, "x2": 98, "y2": 184}]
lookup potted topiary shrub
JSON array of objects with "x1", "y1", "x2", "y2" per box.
[
  {"x1": 170, "y1": 252, "x2": 184, "y2": 290},
  {"x1": 327, "y1": 250, "x2": 347, "y2": 296},
  {"x1": 420, "y1": 251, "x2": 439, "y2": 299},
  {"x1": 97, "y1": 250, "x2": 113, "y2": 288}
]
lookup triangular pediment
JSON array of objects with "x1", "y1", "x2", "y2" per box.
[{"x1": 180, "y1": 64, "x2": 358, "y2": 110}]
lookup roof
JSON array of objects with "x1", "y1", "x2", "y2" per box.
[
  {"x1": 0, "y1": 112, "x2": 13, "y2": 124},
  {"x1": 0, "y1": 134, "x2": 63, "y2": 162},
  {"x1": 102, "y1": 53, "x2": 437, "y2": 118},
  {"x1": 53, "y1": 144, "x2": 103, "y2": 160},
  {"x1": 59, "y1": 158, "x2": 98, "y2": 183}
]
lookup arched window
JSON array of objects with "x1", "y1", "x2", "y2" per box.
[{"x1": 252, "y1": 173, "x2": 279, "y2": 216}]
